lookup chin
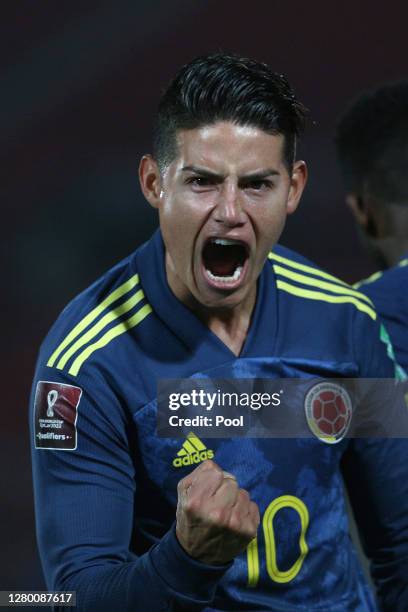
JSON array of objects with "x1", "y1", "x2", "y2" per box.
[{"x1": 195, "y1": 286, "x2": 248, "y2": 311}]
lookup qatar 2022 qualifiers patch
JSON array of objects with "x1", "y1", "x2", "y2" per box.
[{"x1": 34, "y1": 381, "x2": 82, "y2": 450}]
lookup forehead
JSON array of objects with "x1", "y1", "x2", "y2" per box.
[{"x1": 172, "y1": 121, "x2": 285, "y2": 173}]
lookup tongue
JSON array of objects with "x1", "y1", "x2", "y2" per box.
[
  {"x1": 209, "y1": 259, "x2": 237, "y2": 277},
  {"x1": 204, "y1": 243, "x2": 243, "y2": 277}
]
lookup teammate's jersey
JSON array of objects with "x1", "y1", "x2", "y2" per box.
[
  {"x1": 30, "y1": 230, "x2": 408, "y2": 611},
  {"x1": 355, "y1": 254, "x2": 408, "y2": 374}
]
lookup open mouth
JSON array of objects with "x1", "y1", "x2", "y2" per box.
[{"x1": 202, "y1": 238, "x2": 249, "y2": 286}]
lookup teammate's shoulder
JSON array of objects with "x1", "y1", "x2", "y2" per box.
[
  {"x1": 355, "y1": 256, "x2": 408, "y2": 293},
  {"x1": 39, "y1": 249, "x2": 148, "y2": 376},
  {"x1": 268, "y1": 244, "x2": 377, "y2": 321}
]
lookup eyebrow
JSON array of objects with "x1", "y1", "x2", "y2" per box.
[{"x1": 181, "y1": 165, "x2": 281, "y2": 180}]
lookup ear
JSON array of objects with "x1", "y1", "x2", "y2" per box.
[
  {"x1": 286, "y1": 160, "x2": 307, "y2": 215},
  {"x1": 345, "y1": 193, "x2": 368, "y2": 227},
  {"x1": 139, "y1": 154, "x2": 162, "y2": 209}
]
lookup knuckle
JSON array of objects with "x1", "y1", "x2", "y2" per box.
[
  {"x1": 238, "y1": 488, "x2": 250, "y2": 503},
  {"x1": 208, "y1": 507, "x2": 227, "y2": 526},
  {"x1": 196, "y1": 460, "x2": 210, "y2": 472},
  {"x1": 250, "y1": 501, "x2": 261, "y2": 523},
  {"x1": 184, "y1": 497, "x2": 201, "y2": 516},
  {"x1": 240, "y1": 517, "x2": 258, "y2": 541},
  {"x1": 228, "y1": 514, "x2": 242, "y2": 534},
  {"x1": 205, "y1": 468, "x2": 224, "y2": 489},
  {"x1": 206, "y1": 459, "x2": 223, "y2": 474},
  {"x1": 245, "y1": 529, "x2": 258, "y2": 542},
  {"x1": 214, "y1": 472, "x2": 226, "y2": 488},
  {"x1": 201, "y1": 459, "x2": 216, "y2": 471},
  {"x1": 192, "y1": 461, "x2": 222, "y2": 486}
]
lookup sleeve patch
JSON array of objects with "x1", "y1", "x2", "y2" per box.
[{"x1": 34, "y1": 381, "x2": 82, "y2": 450}]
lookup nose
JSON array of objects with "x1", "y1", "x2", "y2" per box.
[{"x1": 213, "y1": 183, "x2": 246, "y2": 227}]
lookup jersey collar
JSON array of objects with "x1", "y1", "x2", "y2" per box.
[{"x1": 136, "y1": 229, "x2": 278, "y2": 364}]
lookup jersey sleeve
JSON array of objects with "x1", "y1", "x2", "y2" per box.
[
  {"x1": 29, "y1": 356, "x2": 230, "y2": 611},
  {"x1": 342, "y1": 311, "x2": 408, "y2": 610}
]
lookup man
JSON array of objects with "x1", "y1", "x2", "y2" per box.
[
  {"x1": 30, "y1": 54, "x2": 408, "y2": 611},
  {"x1": 336, "y1": 81, "x2": 408, "y2": 373}
]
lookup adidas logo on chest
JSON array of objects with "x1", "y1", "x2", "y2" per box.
[{"x1": 173, "y1": 432, "x2": 214, "y2": 467}]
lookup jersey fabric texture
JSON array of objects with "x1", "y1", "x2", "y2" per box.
[
  {"x1": 355, "y1": 254, "x2": 408, "y2": 373},
  {"x1": 30, "y1": 230, "x2": 408, "y2": 612}
]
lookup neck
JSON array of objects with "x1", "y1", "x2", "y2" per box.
[
  {"x1": 164, "y1": 252, "x2": 257, "y2": 356},
  {"x1": 193, "y1": 289, "x2": 257, "y2": 356},
  {"x1": 369, "y1": 203, "x2": 408, "y2": 267}
]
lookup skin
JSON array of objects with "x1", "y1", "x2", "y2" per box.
[
  {"x1": 139, "y1": 121, "x2": 307, "y2": 356},
  {"x1": 139, "y1": 121, "x2": 307, "y2": 565},
  {"x1": 346, "y1": 189, "x2": 408, "y2": 268},
  {"x1": 176, "y1": 460, "x2": 260, "y2": 564}
]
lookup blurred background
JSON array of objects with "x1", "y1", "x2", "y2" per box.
[{"x1": 2, "y1": 0, "x2": 408, "y2": 596}]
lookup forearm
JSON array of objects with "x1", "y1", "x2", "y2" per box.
[{"x1": 53, "y1": 526, "x2": 230, "y2": 612}]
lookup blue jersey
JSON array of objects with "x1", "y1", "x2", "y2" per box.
[
  {"x1": 355, "y1": 255, "x2": 408, "y2": 374},
  {"x1": 30, "y1": 230, "x2": 408, "y2": 611}
]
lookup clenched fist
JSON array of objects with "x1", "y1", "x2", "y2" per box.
[{"x1": 176, "y1": 460, "x2": 260, "y2": 565}]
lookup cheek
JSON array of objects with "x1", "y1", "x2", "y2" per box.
[
  {"x1": 265, "y1": 212, "x2": 286, "y2": 242},
  {"x1": 159, "y1": 200, "x2": 198, "y2": 266},
  {"x1": 248, "y1": 200, "x2": 288, "y2": 251},
  {"x1": 250, "y1": 198, "x2": 286, "y2": 228},
  {"x1": 161, "y1": 210, "x2": 187, "y2": 235},
  {"x1": 161, "y1": 194, "x2": 213, "y2": 236}
]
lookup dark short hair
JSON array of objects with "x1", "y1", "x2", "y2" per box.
[
  {"x1": 335, "y1": 81, "x2": 408, "y2": 206},
  {"x1": 153, "y1": 52, "x2": 308, "y2": 172}
]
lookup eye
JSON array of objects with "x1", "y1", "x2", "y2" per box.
[
  {"x1": 245, "y1": 179, "x2": 272, "y2": 191},
  {"x1": 186, "y1": 176, "x2": 215, "y2": 188}
]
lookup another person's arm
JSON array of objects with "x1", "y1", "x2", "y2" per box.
[
  {"x1": 342, "y1": 436, "x2": 408, "y2": 611},
  {"x1": 342, "y1": 315, "x2": 408, "y2": 611}
]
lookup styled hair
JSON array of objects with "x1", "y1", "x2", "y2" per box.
[
  {"x1": 153, "y1": 52, "x2": 308, "y2": 172},
  {"x1": 335, "y1": 81, "x2": 408, "y2": 206}
]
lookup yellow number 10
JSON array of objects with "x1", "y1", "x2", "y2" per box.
[{"x1": 247, "y1": 495, "x2": 309, "y2": 586}]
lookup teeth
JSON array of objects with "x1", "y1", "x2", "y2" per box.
[
  {"x1": 212, "y1": 238, "x2": 241, "y2": 246},
  {"x1": 206, "y1": 266, "x2": 243, "y2": 283}
]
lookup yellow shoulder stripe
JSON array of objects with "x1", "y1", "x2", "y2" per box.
[
  {"x1": 273, "y1": 264, "x2": 374, "y2": 307},
  {"x1": 276, "y1": 280, "x2": 377, "y2": 320},
  {"x1": 68, "y1": 304, "x2": 152, "y2": 376},
  {"x1": 353, "y1": 271, "x2": 383, "y2": 289},
  {"x1": 354, "y1": 258, "x2": 407, "y2": 289},
  {"x1": 269, "y1": 252, "x2": 350, "y2": 287},
  {"x1": 55, "y1": 289, "x2": 145, "y2": 370},
  {"x1": 47, "y1": 274, "x2": 139, "y2": 367}
]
